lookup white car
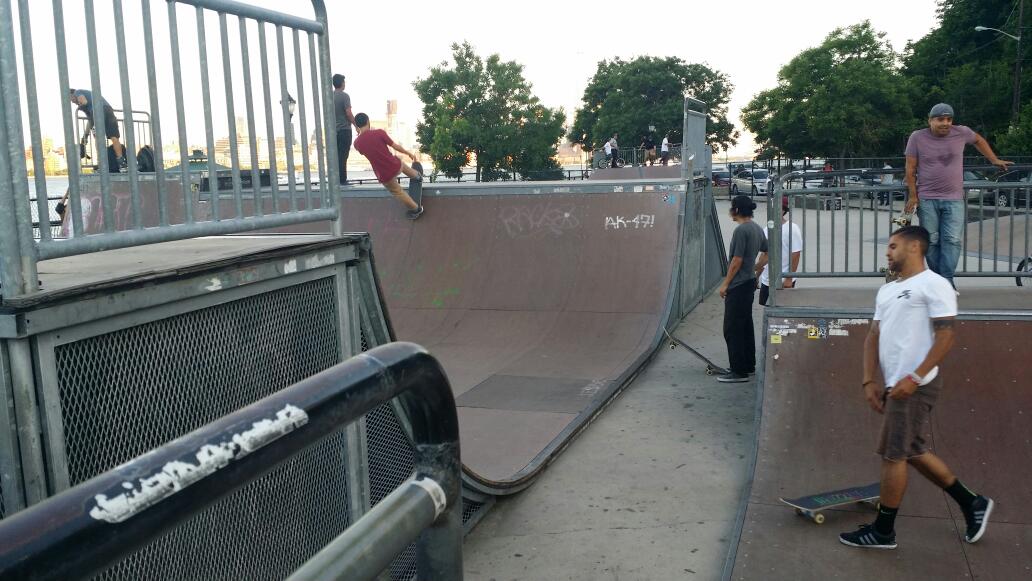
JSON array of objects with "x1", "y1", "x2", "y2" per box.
[{"x1": 730, "y1": 169, "x2": 775, "y2": 196}]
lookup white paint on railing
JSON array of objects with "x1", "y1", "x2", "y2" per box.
[{"x1": 89, "y1": 404, "x2": 308, "y2": 523}]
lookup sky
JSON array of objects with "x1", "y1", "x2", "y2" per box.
[{"x1": 11, "y1": 0, "x2": 943, "y2": 160}]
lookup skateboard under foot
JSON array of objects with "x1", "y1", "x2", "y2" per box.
[{"x1": 408, "y1": 161, "x2": 424, "y2": 212}]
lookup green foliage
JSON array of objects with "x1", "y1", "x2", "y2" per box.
[
  {"x1": 413, "y1": 42, "x2": 566, "y2": 181},
  {"x1": 742, "y1": 21, "x2": 919, "y2": 158},
  {"x1": 995, "y1": 101, "x2": 1032, "y2": 154},
  {"x1": 904, "y1": 0, "x2": 1023, "y2": 141},
  {"x1": 568, "y1": 56, "x2": 737, "y2": 152}
]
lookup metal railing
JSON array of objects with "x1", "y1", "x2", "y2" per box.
[
  {"x1": 592, "y1": 144, "x2": 683, "y2": 168},
  {"x1": 766, "y1": 166, "x2": 1032, "y2": 299},
  {"x1": 0, "y1": 341, "x2": 463, "y2": 581},
  {"x1": 0, "y1": 0, "x2": 342, "y2": 297},
  {"x1": 74, "y1": 109, "x2": 153, "y2": 171}
]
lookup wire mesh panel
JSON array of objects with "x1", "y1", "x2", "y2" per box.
[
  {"x1": 365, "y1": 402, "x2": 418, "y2": 581},
  {"x1": 52, "y1": 276, "x2": 348, "y2": 580}
]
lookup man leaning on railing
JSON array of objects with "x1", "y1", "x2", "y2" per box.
[{"x1": 903, "y1": 103, "x2": 1012, "y2": 291}]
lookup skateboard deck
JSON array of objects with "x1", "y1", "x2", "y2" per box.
[
  {"x1": 408, "y1": 161, "x2": 424, "y2": 208},
  {"x1": 663, "y1": 328, "x2": 730, "y2": 376},
  {"x1": 780, "y1": 482, "x2": 880, "y2": 524},
  {"x1": 892, "y1": 211, "x2": 913, "y2": 227}
]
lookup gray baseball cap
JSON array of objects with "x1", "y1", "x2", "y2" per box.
[{"x1": 928, "y1": 103, "x2": 955, "y2": 118}]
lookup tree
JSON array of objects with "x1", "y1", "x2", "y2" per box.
[
  {"x1": 903, "y1": 0, "x2": 1024, "y2": 141},
  {"x1": 568, "y1": 57, "x2": 737, "y2": 152},
  {"x1": 742, "y1": 21, "x2": 918, "y2": 159},
  {"x1": 413, "y1": 42, "x2": 565, "y2": 181},
  {"x1": 994, "y1": 101, "x2": 1032, "y2": 154}
]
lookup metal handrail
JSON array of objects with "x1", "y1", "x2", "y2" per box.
[
  {"x1": 0, "y1": 342, "x2": 463, "y2": 581},
  {"x1": 766, "y1": 164, "x2": 1032, "y2": 304},
  {"x1": 0, "y1": 0, "x2": 343, "y2": 296}
]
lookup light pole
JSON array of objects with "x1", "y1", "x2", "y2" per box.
[{"x1": 975, "y1": 0, "x2": 1024, "y2": 124}]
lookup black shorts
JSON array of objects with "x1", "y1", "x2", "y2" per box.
[{"x1": 102, "y1": 105, "x2": 120, "y2": 139}]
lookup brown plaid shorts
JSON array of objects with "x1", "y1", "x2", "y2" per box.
[{"x1": 877, "y1": 375, "x2": 942, "y2": 461}]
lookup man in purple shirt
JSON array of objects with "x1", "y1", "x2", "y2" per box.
[{"x1": 904, "y1": 103, "x2": 1011, "y2": 288}]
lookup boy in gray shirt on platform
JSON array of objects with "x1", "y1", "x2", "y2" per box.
[{"x1": 718, "y1": 195, "x2": 768, "y2": 383}]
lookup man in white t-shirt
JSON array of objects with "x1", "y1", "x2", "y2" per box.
[
  {"x1": 754, "y1": 196, "x2": 802, "y2": 305},
  {"x1": 839, "y1": 225, "x2": 993, "y2": 550},
  {"x1": 660, "y1": 134, "x2": 671, "y2": 166}
]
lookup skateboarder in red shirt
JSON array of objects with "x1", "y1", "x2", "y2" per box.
[{"x1": 352, "y1": 112, "x2": 424, "y2": 219}]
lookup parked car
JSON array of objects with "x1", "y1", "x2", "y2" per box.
[
  {"x1": 711, "y1": 170, "x2": 731, "y2": 189},
  {"x1": 991, "y1": 170, "x2": 1032, "y2": 208},
  {"x1": 963, "y1": 169, "x2": 1001, "y2": 206},
  {"x1": 731, "y1": 169, "x2": 775, "y2": 196}
]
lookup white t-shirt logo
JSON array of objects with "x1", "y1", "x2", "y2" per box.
[{"x1": 897, "y1": 289, "x2": 912, "y2": 300}]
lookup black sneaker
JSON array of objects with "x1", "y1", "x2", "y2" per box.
[
  {"x1": 405, "y1": 206, "x2": 424, "y2": 220},
  {"x1": 839, "y1": 524, "x2": 897, "y2": 550},
  {"x1": 963, "y1": 496, "x2": 994, "y2": 543},
  {"x1": 716, "y1": 372, "x2": 749, "y2": 383}
]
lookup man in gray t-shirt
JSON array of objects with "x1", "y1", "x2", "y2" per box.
[
  {"x1": 904, "y1": 103, "x2": 1011, "y2": 287},
  {"x1": 332, "y1": 74, "x2": 356, "y2": 185},
  {"x1": 717, "y1": 195, "x2": 768, "y2": 383}
]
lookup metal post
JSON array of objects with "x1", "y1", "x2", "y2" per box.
[
  {"x1": 112, "y1": 0, "x2": 142, "y2": 230},
  {"x1": 168, "y1": 1, "x2": 195, "y2": 223},
  {"x1": 196, "y1": 6, "x2": 220, "y2": 221},
  {"x1": 141, "y1": 0, "x2": 169, "y2": 226},
  {"x1": 218, "y1": 12, "x2": 244, "y2": 218},
  {"x1": 1014, "y1": 0, "x2": 1025, "y2": 124},
  {"x1": 0, "y1": 0, "x2": 39, "y2": 295},
  {"x1": 239, "y1": 17, "x2": 264, "y2": 218},
  {"x1": 311, "y1": 1, "x2": 340, "y2": 232}
]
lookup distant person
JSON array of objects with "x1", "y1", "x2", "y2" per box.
[
  {"x1": 821, "y1": 161, "x2": 834, "y2": 187},
  {"x1": 904, "y1": 103, "x2": 1012, "y2": 289},
  {"x1": 603, "y1": 139, "x2": 612, "y2": 166},
  {"x1": 879, "y1": 161, "x2": 894, "y2": 206},
  {"x1": 69, "y1": 88, "x2": 123, "y2": 167},
  {"x1": 642, "y1": 134, "x2": 657, "y2": 166},
  {"x1": 755, "y1": 196, "x2": 802, "y2": 306},
  {"x1": 717, "y1": 195, "x2": 768, "y2": 383},
  {"x1": 609, "y1": 133, "x2": 619, "y2": 168},
  {"x1": 660, "y1": 133, "x2": 671, "y2": 165},
  {"x1": 840, "y1": 225, "x2": 993, "y2": 550},
  {"x1": 332, "y1": 73, "x2": 355, "y2": 185},
  {"x1": 352, "y1": 112, "x2": 424, "y2": 219}
]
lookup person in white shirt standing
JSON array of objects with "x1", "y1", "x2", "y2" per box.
[
  {"x1": 839, "y1": 225, "x2": 993, "y2": 550},
  {"x1": 660, "y1": 133, "x2": 671, "y2": 166},
  {"x1": 754, "y1": 196, "x2": 802, "y2": 306}
]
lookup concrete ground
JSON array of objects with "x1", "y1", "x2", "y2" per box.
[{"x1": 462, "y1": 294, "x2": 762, "y2": 580}]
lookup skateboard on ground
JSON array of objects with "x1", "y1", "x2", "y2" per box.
[
  {"x1": 663, "y1": 328, "x2": 730, "y2": 376},
  {"x1": 780, "y1": 482, "x2": 880, "y2": 524},
  {"x1": 408, "y1": 161, "x2": 424, "y2": 208}
]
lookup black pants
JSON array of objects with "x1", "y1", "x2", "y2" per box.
[
  {"x1": 337, "y1": 129, "x2": 352, "y2": 184},
  {"x1": 758, "y1": 283, "x2": 769, "y2": 306},
  {"x1": 724, "y1": 282, "x2": 756, "y2": 374},
  {"x1": 611, "y1": 148, "x2": 618, "y2": 168}
]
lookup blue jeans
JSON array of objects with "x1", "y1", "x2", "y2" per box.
[{"x1": 917, "y1": 199, "x2": 964, "y2": 284}]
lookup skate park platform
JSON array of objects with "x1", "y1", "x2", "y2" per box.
[
  {"x1": 327, "y1": 179, "x2": 726, "y2": 494},
  {"x1": 724, "y1": 307, "x2": 1032, "y2": 580},
  {"x1": 719, "y1": 191, "x2": 1032, "y2": 579}
]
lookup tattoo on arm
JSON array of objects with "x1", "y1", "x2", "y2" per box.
[{"x1": 932, "y1": 319, "x2": 955, "y2": 330}]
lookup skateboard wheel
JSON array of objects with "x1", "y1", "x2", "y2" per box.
[
  {"x1": 705, "y1": 369, "x2": 715, "y2": 376},
  {"x1": 814, "y1": 513, "x2": 825, "y2": 525}
]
